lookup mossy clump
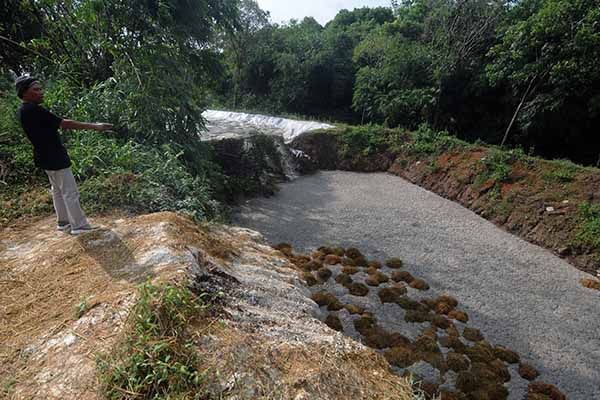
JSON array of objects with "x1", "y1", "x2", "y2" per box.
[
  {"x1": 291, "y1": 255, "x2": 311, "y2": 267},
  {"x1": 446, "y1": 324, "x2": 460, "y2": 338},
  {"x1": 489, "y1": 359, "x2": 511, "y2": 383},
  {"x1": 353, "y1": 314, "x2": 376, "y2": 334},
  {"x1": 335, "y1": 273, "x2": 353, "y2": 287},
  {"x1": 464, "y1": 342, "x2": 496, "y2": 363},
  {"x1": 366, "y1": 271, "x2": 390, "y2": 286},
  {"x1": 435, "y1": 302, "x2": 452, "y2": 315},
  {"x1": 421, "y1": 327, "x2": 438, "y2": 340},
  {"x1": 345, "y1": 247, "x2": 363, "y2": 259},
  {"x1": 439, "y1": 335, "x2": 467, "y2": 354},
  {"x1": 581, "y1": 278, "x2": 600, "y2": 291},
  {"x1": 301, "y1": 272, "x2": 318, "y2": 286},
  {"x1": 327, "y1": 299, "x2": 344, "y2": 311},
  {"x1": 414, "y1": 335, "x2": 440, "y2": 353},
  {"x1": 493, "y1": 346, "x2": 520, "y2": 364},
  {"x1": 301, "y1": 260, "x2": 322, "y2": 272},
  {"x1": 385, "y1": 258, "x2": 403, "y2": 269},
  {"x1": 358, "y1": 325, "x2": 409, "y2": 351},
  {"x1": 519, "y1": 363, "x2": 540, "y2": 381},
  {"x1": 420, "y1": 351, "x2": 448, "y2": 372},
  {"x1": 317, "y1": 246, "x2": 334, "y2": 255},
  {"x1": 367, "y1": 260, "x2": 382, "y2": 269},
  {"x1": 436, "y1": 295, "x2": 458, "y2": 308},
  {"x1": 316, "y1": 267, "x2": 333, "y2": 281},
  {"x1": 431, "y1": 314, "x2": 451, "y2": 329},
  {"x1": 331, "y1": 246, "x2": 345, "y2": 257},
  {"x1": 311, "y1": 250, "x2": 326, "y2": 261},
  {"x1": 342, "y1": 266, "x2": 359, "y2": 275},
  {"x1": 311, "y1": 291, "x2": 337, "y2": 307},
  {"x1": 344, "y1": 304, "x2": 364, "y2": 314},
  {"x1": 486, "y1": 384, "x2": 509, "y2": 400},
  {"x1": 348, "y1": 282, "x2": 369, "y2": 296},
  {"x1": 325, "y1": 314, "x2": 343, "y2": 331},
  {"x1": 396, "y1": 296, "x2": 426, "y2": 311},
  {"x1": 409, "y1": 278, "x2": 430, "y2": 290},
  {"x1": 462, "y1": 327, "x2": 484, "y2": 342},
  {"x1": 274, "y1": 242, "x2": 293, "y2": 256},
  {"x1": 391, "y1": 270, "x2": 415, "y2": 283},
  {"x1": 470, "y1": 362, "x2": 502, "y2": 385},
  {"x1": 341, "y1": 257, "x2": 356, "y2": 266},
  {"x1": 527, "y1": 382, "x2": 566, "y2": 400},
  {"x1": 404, "y1": 310, "x2": 432, "y2": 323},
  {"x1": 354, "y1": 255, "x2": 368, "y2": 267},
  {"x1": 419, "y1": 381, "x2": 440, "y2": 399},
  {"x1": 439, "y1": 390, "x2": 466, "y2": 400},
  {"x1": 455, "y1": 371, "x2": 478, "y2": 393},
  {"x1": 378, "y1": 286, "x2": 407, "y2": 303},
  {"x1": 324, "y1": 254, "x2": 342, "y2": 265},
  {"x1": 384, "y1": 346, "x2": 417, "y2": 368},
  {"x1": 448, "y1": 310, "x2": 469, "y2": 323},
  {"x1": 447, "y1": 352, "x2": 470, "y2": 372}
]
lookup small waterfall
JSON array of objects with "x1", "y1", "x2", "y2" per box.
[{"x1": 202, "y1": 110, "x2": 333, "y2": 179}]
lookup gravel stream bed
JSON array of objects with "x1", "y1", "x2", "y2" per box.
[{"x1": 233, "y1": 171, "x2": 600, "y2": 400}]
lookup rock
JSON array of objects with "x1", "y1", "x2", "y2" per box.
[
  {"x1": 301, "y1": 272, "x2": 318, "y2": 286},
  {"x1": 344, "y1": 304, "x2": 363, "y2": 315},
  {"x1": 367, "y1": 260, "x2": 382, "y2": 269}
]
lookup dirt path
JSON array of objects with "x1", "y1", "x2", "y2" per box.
[{"x1": 234, "y1": 171, "x2": 600, "y2": 400}]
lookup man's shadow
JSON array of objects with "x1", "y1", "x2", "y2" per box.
[{"x1": 76, "y1": 228, "x2": 153, "y2": 283}]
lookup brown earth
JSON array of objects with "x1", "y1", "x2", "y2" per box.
[{"x1": 292, "y1": 131, "x2": 600, "y2": 276}]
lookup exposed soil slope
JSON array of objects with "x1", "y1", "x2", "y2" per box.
[{"x1": 292, "y1": 130, "x2": 600, "y2": 276}]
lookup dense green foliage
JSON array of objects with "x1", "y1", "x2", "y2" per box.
[
  {"x1": 1, "y1": 0, "x2": 240, "y2": 224},
  {"x1": 97, "y1": 283, "x2": 209, "y2": 399},
  {"x1": 218, "y1": 0, "x2": 600, "y2": 165}
]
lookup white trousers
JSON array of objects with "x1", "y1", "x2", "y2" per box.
[{"x1": 45, "y1": 168, "x2": 89, "y2": 230}]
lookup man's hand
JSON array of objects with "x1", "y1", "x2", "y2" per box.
[{"x1": 94, "y1": 123, "x2": 113, "y2": 132}]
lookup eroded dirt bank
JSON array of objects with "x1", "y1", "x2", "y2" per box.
[{"x1": 291, "y1": 130, "x2": 600, "y2": 276}]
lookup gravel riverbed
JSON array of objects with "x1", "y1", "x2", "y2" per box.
[{"x1": 233, "y1": 171, "x2": 600, "y2": 400}]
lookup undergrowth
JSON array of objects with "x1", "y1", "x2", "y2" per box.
[
  {"x1": 96, "y1": 283, "x2": 210, "y2": 400},
  {"x1": 576, "y1": 202, "x2": 600, "y2": 251}
]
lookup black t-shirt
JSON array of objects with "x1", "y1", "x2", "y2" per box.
[{"x1": 18, "y1": 102, "x2": 70, "y2": 171}]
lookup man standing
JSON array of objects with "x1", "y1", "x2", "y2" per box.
[{"x1": 15, "y1": 75, "x2": 113, "y2": 235}]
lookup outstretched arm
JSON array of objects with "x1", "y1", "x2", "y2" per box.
[{"x1": 60, "y1": 119, "x2": 113, "y2": 131}]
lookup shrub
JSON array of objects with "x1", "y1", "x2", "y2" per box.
[
  {"x1": 575, "y1": 202, "x2": 600, "y2": 250},
  {"x1": 97, "y1": 283, "x2": 209, "y2": 399}
]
